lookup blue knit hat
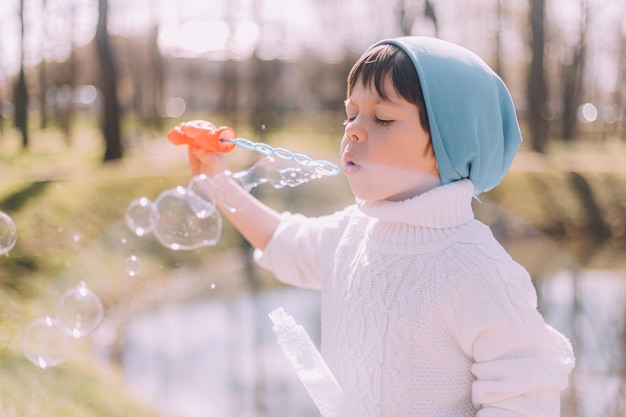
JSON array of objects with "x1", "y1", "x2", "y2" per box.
[{"x1": 372, "y1": 36, "x2": 522, "y2": 194}]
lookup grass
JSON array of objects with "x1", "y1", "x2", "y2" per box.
[{"x1": 1, "y1": 119, "x2": 625, "y2": 416}]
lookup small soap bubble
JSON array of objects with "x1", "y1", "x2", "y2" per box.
[
  {"x1": 125, "y1": 197, "x2": 156, "y2": 237},
  {"x1": 0, "y1": 211, "x2": 17, "y2": 255},
  {"x1": 152, "y1": 186, "x2": 223, "y2": 250},
  {"x1": 56, "y1": 281, "x2": 104, "y2": 338},
  {"x1": 23, "y1": 316, "x2": 70, "y2": 369},
  {"x1": 210, "y1": 283, "x2": 216, "y2": 290},
  {"x1": 125, "y1": 255, "x2": 142, "y2": 277},
  {"x1": 121, "y1": 237, "x2": 127, "y2": 245}
]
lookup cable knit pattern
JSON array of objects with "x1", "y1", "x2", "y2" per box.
[{"x1": 255, "y1": 180, "x2": 574, "y2": 417}]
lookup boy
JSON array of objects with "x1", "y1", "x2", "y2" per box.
[{"x1": 187, "y1": 36, "x2": 574, "y2": 416}]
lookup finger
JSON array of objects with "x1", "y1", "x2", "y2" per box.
[{"x1": 188, "y1": 146, "x2": 202, "y2": 175}]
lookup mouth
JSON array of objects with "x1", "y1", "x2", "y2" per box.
[{"x1": 342, "y1": 156, "x2": 360, "y2": 175}]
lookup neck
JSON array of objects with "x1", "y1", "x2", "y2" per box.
[{"x1": 356, "y1": 179, "x2": 475, "y2": 229}]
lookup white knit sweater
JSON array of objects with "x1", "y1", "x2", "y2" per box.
[{"x1": 256, "y1": 179, "x2": 574, "y2": 417}]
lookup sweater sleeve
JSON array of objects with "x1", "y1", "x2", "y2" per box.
[
  {"x1": 254, "y1": 206, "x2": 355, "y2": 290},
  {"x1": 450, "y1": 240, "x2": 575, "y2": 416}
]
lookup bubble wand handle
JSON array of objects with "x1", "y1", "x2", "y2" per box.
[
  {"x1": 268, "y1": 307, "x2": 361, "y2": 417},
  {"x1": 167, "y1": 120, "x2": 237, "y2": 153}
]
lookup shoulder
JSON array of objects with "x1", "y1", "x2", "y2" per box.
[{"x1": 441, "y1": 220, "x2": 536, "y2": 307}]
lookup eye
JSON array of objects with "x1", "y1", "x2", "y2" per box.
[
  {"x1": 343, "y1": 117, "x2": 356, "y2": 126},
  {"x1": 376, "y1": 117, "x2": 392, "y2": 126}
]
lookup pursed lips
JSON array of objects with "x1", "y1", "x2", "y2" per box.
[{"x1": 342, "y1": 152, "x2": 360, "y2": 175}]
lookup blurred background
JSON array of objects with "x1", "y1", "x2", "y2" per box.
[{"x1": 0, "y1": 0, "x2": 625, "y2": 416}]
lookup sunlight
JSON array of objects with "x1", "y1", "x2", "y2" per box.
[
  {"x1": 232, "y1": 21, "x2": 259, "y2": 59},
  {"x1": 158, "y1": 20, "x2": 229, "y2": 57}
]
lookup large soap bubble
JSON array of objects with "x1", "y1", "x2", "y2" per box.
[
  {"x1": 0, "y1": 211, "x2": 17, "y2": 255},
  {"x1": 56, "y1": 281, "x2": 104, "y2": 338},
  {"x1": 188, "y1": 174, "x2": 217, "y2": 209},
  {"x1": 23, "y1": 316, "x2": 71, "y2": 369},
  {"x1": 152, "y1": 186, "x2": 222, "y2": 250}
]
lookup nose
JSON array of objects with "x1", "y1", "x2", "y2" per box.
[{"x1": 344, "y1": 118, "x2": 366, "y2": 144}]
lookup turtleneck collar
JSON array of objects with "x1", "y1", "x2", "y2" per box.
[{"x1": 356, "y1": 179, "x2": 475, "y2": 229}]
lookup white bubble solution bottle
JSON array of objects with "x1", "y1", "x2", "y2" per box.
[{"x1": 268, "y1": 306, "x2": 360, "y2": 417}]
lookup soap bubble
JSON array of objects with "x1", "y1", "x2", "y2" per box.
[
  {"x1": 278, "y1": 165, "x2": 319, "y2": 187},
  {"x1": 188, "y1": 174, "x2": 217, "y2": 207},
  {"x1": 152, "y1": 186, "x2": 222, "y2": 250},
  {"x1": 215, "y1": 172, "x2": 249, "y2": 213},
  {"x1": 232, "y1": 156, "x2": 321, "y2": 193},
  {"x1": 23, "y1": 316, "x2": 70, "y2": 369},
  {"x1": 125, "y1": 255, "x2": 142, "y2": 277},
  {"x1": 56, "y1": 281, "x2": 104, "y2": 338},
  {"x1": 0, "y1": 211, "x2": 17, "y2": 255},
  {"x1": 125, "y1": 197, "x2": 157, "y2": 237}
]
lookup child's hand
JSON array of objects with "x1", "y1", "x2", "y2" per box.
[{"x1": 188, "y1": 147, "x2": 228, "y2": 178}]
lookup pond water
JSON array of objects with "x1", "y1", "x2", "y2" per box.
[
  {"x1": 116, "y1": 243, "x2": 626, "y2": 417},
  {"x1": 122, "y1": 286, "x2": 323, "y2": 417}
]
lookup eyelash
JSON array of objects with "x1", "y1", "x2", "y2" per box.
[{"x1": 342, "y1": 117, "x2": 392, "y2": 126}]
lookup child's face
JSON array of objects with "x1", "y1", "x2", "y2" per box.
[{"x1": 341, "y1": 76, "x2": 440, "y2": 202}]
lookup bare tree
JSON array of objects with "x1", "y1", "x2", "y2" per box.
[
  {"x1": 148, "y1": 25, "x2": 164, "y2": 130},
  {"x1": 527, "y1": 0, "x2": 549, "y2": 153},
  {"x1": 38, "y1": 0, "x2": 48, "y2": 130},
  {"x1": 14, "y1": 0, "x2": 29, "y2": 149},
  {"x1": 96, "y1": 0, "x2": 122, "y2": 161},
  {"x1": 615, "y1": 15, "x2": 626, "y2": 141},
  {"x1": 396, "y1": 0, "x2": 439, "y2": 37},
  {"x1": 560, "y1": 0, "x2": 589, "y2": 141},
  {"x1": 60, "y1": 1, "x2": 77, "y2": 144},
  {"x1": 220, "y1": 0, "x2": 241, "y2": 125},
  {"x1": 493, "y1": 0, "x2": 505, "y2": 80}
]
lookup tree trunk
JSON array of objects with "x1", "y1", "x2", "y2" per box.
[
  {"x1": 493, "y1": 0, "x2": 505, "y2": 80},
  {"x1": 561, "y1": 0, "x2": 588, "y2": 142},
  {"x1": 250, "y1": 56, "x2": 281, "y2": 137},
  {"x1": 14, "y1": 0, "x2": 29, "y2": 149},
  {"x1": 614, "y1": 21, "x2": 625, "y2": 141},
  {"x1": 527, "y1": 0, "x2": 548, "y2": 153},
  {"x1": 38, "y1": 0, "x2": 48, "y2": 130},
  {"x1": 395, "y1": 0, "x2": 438, "y2": 37},
  {"x1": 61, "y1": 2, "x2": 77, "y2": 145},
  {"x1": 149, "y1": 25, "x2": 164, "y2": 130},
  {"x1": 14, "y1": 69, "x2": 29, "y2": 148},
  {"x1": 96, "y1": 0, "x2": 122, "y2": 162}
]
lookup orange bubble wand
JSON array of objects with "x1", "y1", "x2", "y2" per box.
[
  {"x1": 167, "y1": 120, "x2": 237, "y2": 153},
  {"x1": 167, "y1": 120, "x2": 340, "y2": 176}
]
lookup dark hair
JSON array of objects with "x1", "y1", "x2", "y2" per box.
[{"x1": 347, "y1": 44, "x2": 430, "y2": 133}]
